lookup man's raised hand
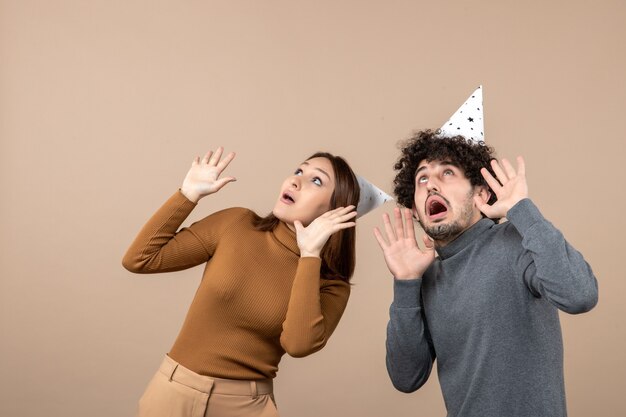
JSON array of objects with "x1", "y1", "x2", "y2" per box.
[
  {"x1": 474, "y1": 156, "x2": 528, "y2": 219},
  {"x1": 374, "y1": 207, "x2": 435, "y2": 280}
]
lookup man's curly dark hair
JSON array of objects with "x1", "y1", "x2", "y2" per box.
[{"x1": 393, "y1": 129, "x2": 498, "y2": 208}]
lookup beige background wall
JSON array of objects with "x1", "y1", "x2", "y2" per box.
[{"x1": 1, "y1": 1, "x2": 624, "y2": 416}]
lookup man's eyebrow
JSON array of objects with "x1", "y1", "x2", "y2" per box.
[
  {"x1": 415, "y1": 160, "x2": 460, "y2": 176},
  {"x1": 415, "y1": 165, "x2": 428, "y2": 175},
  {"x1": 301, "y1": 161, "x2": 331, "y2": 181},
  {"x1": 439, "y1": 160, "x2": 458, "y2": 168}
]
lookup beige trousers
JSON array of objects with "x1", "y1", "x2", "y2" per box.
[{"x1": 137, "y1": 355, "x2": 279, "y2": 417}]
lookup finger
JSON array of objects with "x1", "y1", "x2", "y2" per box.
[
  {"x1": 516, "y1": 156, "x2": 525, "y2": 177},
  {"x1": 501, "y1": 158, "x2": 517, "y2": 179},
  {"x1": 335, "y1": 210, "x2": 358, "y2": 223},
  {"x1": 294, "y1": 220, "x2": 304, "y2": 234},
  {"x1": 327, "y1": 205, "x2": 355, "y2": 218},
  {"x1": 373, "y1": 227, "x2": 389, "y2": 249},
  {"x1": 325, "y1": 207, "x2": 343, "y2": 218},
  {"x1": 216, "y1": 151, "x2": 236, "y2": 171},
  {"x1": 481, "y1": 167, "x2": 502, "y2": 193},
  {"x1": 474, "y1": 195, "x2": 494, "y2": 217},
  {"x1": 491, "y1": 159, "x2": 508, "y2": 183},
  {"x1": 201, "y1": 151, "x2": 213, "y2": 164},
  {"x1": 209, "y1": 146, "x2": 224, "y2": 166},
  {"x1": 212, "y1": 177, "x2": 237, "y2": 192},
  {"x1": 332, "y1": 222, "x2": 356, "y2": 232},
  {"x1": 192, "y1": 156, "x2": 200, "y2": 166},
  {"x1": 403, "y1": 208, "x2": 416, "y2": 240},
  {"x1": 320, "y1": 207, "x2": 341, "y2": 218},
  {"x1": 394, "y1": 207, "x2": 405, "y2": 239},
  {"x1": 338, "y1": 205, "x2": 356, "y2": 214},
  {"x1": 382, "y1": 212, "x2": 397, "y2": 242},
  {"x1": 421, "y1": 234, "x2": 435, "y2": 251}
]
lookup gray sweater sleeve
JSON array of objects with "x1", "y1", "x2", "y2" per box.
[
  {"x1": 386, "y1": 278, "x2": 435, "y2": 392},
  {"x1": 507, "y1": 198, "x2": 598, "y2": 314}
]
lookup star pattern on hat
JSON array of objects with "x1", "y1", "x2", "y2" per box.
[
  {"x1": 439, "y1": 85, "x2": 484, "y2": 143},
  {"x1": 356, "y1": 175, "x2": 392, "y2": 218}
]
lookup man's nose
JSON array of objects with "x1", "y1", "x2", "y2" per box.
[{"x1": 426, "y1": 177, "x2": 439, "y2": 192}]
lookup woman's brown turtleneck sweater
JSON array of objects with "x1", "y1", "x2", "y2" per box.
[{"x1": 123, "y1": 191, "x2": 350, "y2": 380}]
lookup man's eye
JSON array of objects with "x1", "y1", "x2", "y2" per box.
[
  {"x1": 418, "y1": 176, "x2": 428, "y2": 184},
  {"x1": 443, "y1": 169, "x2": 454, "y2": 176},
  {"x1": 312, "y1": 177, "x2": 322, "y2": 186}
]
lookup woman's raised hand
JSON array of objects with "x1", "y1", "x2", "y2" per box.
[
  {"x1": 294, "y1": 206, "x2": 357, "y2": 258},
  {"x1": 181, "y1": 147, "x2": 236, "y2": 203}
]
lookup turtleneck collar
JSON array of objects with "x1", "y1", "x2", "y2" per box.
[
  {"x1": 436, "y1": 218, "x2": 494, "y2": 260},
  {"x1": 271, "y1": 220, "x2": 300, "y2": 256}
]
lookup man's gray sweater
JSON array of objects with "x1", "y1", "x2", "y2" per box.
[{"x1": 386, "y1": 199, "x2": 598, "y2": 417}]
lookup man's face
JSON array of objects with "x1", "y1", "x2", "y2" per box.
[{"x1": 412, "y1": 159, "x2": 485, "y2": 245}]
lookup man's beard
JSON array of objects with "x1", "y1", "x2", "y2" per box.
[
  {"x1": 420, "y1": 189, "x2": 476, "y2": 245},
  {"x1": 424, "y1": 222, "x2": 465, "y2": 242}
]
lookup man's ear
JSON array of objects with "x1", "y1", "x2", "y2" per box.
[
  {"x1": 475, "y1": 186, "x2": 491, "y2": 205},
  {"x1": 411, "y1": 204, "x2": 420, "y2": 222}
]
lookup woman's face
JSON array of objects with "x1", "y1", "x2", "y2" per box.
[{"x1": 272, "y1": 157, "x2": 335, "y2": 228}]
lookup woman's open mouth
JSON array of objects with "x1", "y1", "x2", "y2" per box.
[{"x1": 281, "y1": 192, "x2": 295, "y2": 204}]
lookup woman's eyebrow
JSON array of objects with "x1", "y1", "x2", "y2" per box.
[{"x1": 300, "y1": 162, "x2": 331, "y2": 181}]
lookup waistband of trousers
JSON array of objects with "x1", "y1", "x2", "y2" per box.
[{"x1": 158, "y1": 355, "x2": 273, "y2": 396}]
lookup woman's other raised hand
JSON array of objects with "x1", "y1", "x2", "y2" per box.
[{"x1": 181, "y1": 147, "x2": 236, "y2": 203}]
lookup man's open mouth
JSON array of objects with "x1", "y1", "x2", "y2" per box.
[{"x1": 426, "y1": 196, "x2": 448, "y2": 218}]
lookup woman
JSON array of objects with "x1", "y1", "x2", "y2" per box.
[{"x1": 123, "y1": 146, "x2": 360, "y2": 417}]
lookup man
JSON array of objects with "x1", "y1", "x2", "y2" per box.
[{"x1": 374, "y1": 127, "x2": 598, "y2": 416}]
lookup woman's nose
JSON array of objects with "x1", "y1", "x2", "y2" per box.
[{"x1": 290, "y1": 176, "x2": 301, "y2": 190}]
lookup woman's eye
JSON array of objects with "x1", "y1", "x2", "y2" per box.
[
  {"x1": 294, "y1": 168, "x2": 303, "y2": 175},
  {"x1": 312, "y1": 177, "x2": 322, "y2": 186}
]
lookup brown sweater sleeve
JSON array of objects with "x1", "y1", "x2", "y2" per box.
[
  {"x1": 122, "y1": 191, "x2": 224, "y2": 273},
  {"x1": 280, "y1": 257, "x2": 351, "y2": 357}
]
